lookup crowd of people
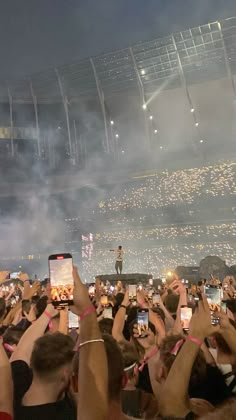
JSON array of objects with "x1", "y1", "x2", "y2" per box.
[
  {"x1": 83, "y1": 242, "x2": 236, "y2": 281},
  {"x1": 96, "y1": 162, "x2": 236, "y2": 214},
  {"x1": 0, "y1": 268, "x2": 235, "y2": 419}
]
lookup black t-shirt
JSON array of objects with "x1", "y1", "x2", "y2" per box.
[{"x1": 11, "y1": 360, "x2": 76, "y2": 420}]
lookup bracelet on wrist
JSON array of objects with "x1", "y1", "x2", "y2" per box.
[
  {"x1": 120, "y1": 304, "x2": 127, "y2": 310},
  {"x1": 44, "y1": 310, "x2": 52, "y2": 320},
  {"x1": 80, "y1": 305, "x2": 96, "y2": 321},
  {"x1": 78, "y1": 338, "x2": 104, "y2": 350}
]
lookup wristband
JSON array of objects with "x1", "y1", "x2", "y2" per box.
[
  {"x1": 120, "y1": 304, "x2": 127, "y2": 310},
  {"x1": 186, "y1": 335, "x2": 203, "y2": 347},
  {"x1": 80, "y1": 305, "x2": 96, "y2": 321},
  {"x1": 44, "y1": 310, "x2": 52, "y2": 320},
  {"x1": 78, "y1": 338, "x2": 104, "y2": 350},
  {"x1": 139, "y1": 347, "x2": 158, "y2": 372}
]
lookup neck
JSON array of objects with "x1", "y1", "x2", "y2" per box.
[{"x1": 23, "y1": 378, "x2": 63, "y2": 406}]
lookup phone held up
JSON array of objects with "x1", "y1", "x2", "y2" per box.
[
  {"x1": 204, "y1": 284, "x2": 222, "y2": 325},
  {"x1": 137, "y1": 308, "x2": 149, "y2": 338},
  {"x1": 49, "y1": 253, "x2": 74, "y2": 307}
]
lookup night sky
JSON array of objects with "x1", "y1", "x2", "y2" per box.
[{"x1": 1, "y1": 0, "x2": 236, "y2": 80}]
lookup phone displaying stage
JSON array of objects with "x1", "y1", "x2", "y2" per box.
[
  {"x1": 100, "y1": 295, "x2": 109, "y2": 306},
  {"x1": 137, "y1": 309, "x2": 149, "y2": 338},
  {"x1": 49, "y1": 253, "x2": 73, "y2": 306},
  {"x1": 10, "y1": 272, "x2": 20, "y2": 279},
  {"x1": 103, "y1": 307, "x2": 113, "y2": 319},
  {"x1": 152, "y1": 293, "x2": 160, "y2": 305},
  {"x1": 129, "y1": 285, "x2": 137, "y2": 301},
  {"x1": 180, "y1": 307, "x2": 192, "y2": 331},
  {"x1": 68, "y1": 310, "x2": 79, "y2": 329},
  {"x1": 204, "y1": 284, "x2": 221, "y2": 325}
]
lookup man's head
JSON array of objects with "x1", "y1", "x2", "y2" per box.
[
  {"x1": 118, "y1": 246, "x2": 122, "y2": 250},
  {"x1": 98, "y1": 318, "x2": 114, "y2": 335},
  {"x1": 0, "y1": 297, "x2": 6, "y2": 320},
  {"x1": 31, "y1": 332, "x2": 74, "y2": 391},
  {"x1": 72, "y1": 334, "x2": 125, "y2": 402},
  {"x1": 164, "y1": 293, "x2": 179, "y2": 315}
]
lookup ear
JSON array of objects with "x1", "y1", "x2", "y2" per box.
[
  {"x1": 71, "y1": 374, "x2": 78, "y2": 393},
  {"x1": 121, "y1": 372, "x2": 128, "y2": 389}
]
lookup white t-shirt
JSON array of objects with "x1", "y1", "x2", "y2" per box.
[{"x1": 116, "y1": 249, "x2": 124, "y2": 261}]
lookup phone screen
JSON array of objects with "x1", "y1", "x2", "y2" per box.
[
  {"x1": 129, "y1": 285, "x2": 137, "y2": 301},
  {"x1": 68, "y1": 311, "x2": 79, "y2": 329},
  {"x1": 49, "y1": 254, "x2": 73, "y2": 306},
  {"x1": 137, "y1": 309, "x2": 149, "y2": 338},
  {"x1": 101, "y1": 295, "x2": 108, "y2": 306},
  {"x1": 180, "y1": 307, "x2": 192, "y2": 331},
  {"x1": 103, "y1": 307, "x2": 113, "y2": 319},
  {"x1": 10, "y1": 272, "x2": 20, "y2": 279},
  {"x1": 89, "y1": 285, "x2": 95, "y2": 296},
  {"x1": 152, "y1": 293, "x2": 160, "y2": 305},
  {"x1": 204, "y1": 285, "x2": 221, "y2": 325}
]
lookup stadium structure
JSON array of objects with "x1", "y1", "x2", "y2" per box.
[{"x1": 0, "y1": 17, "x2": 235, "y2": 279}]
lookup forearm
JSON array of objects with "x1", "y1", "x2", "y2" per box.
[
  {"x1": 220, "y1": 326, "x2": 236, "y2": 354},
  {"x1": 22, "y1": 280, "x2": 31, "y2": 299},
  {"x1": 59, "y1": 309, "x2": 68, "y2": 334},
  {"x1": 149, "y1": 310, "x2": 165, "y2": 343},
  {"x1": 2, "y1": 302, "x2": 21, "y2": 326},
  {"x1": 159, "y1": 340, "x2": 201, "y2": 417},
  {"x1": 78, "y1": 312, "x2": 108, "y2": 420},
  {"x1": 0, "y1": 345, "x2": 13, "y2": 415},
  {"x1": 112, "y1": 307, "x2": 126, "y2": 341},
  {"x1": 10, "y1": 312, "x2": 50, "y2": 364}
]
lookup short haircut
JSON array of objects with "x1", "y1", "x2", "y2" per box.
[
  {"x1": 119, "y1": 341, "x2": 138, "y2": 380},
  {"x1": 3, "y1": 326, "x2": 24, "y2": 346},
  {"x1": 118, "y1": 246, "x2": 122, "y2": 250},
  {"x1": 73, "y1": 334, "x2": 124, "y2": 402},
  {"x1": 98, "y1": 318, "x2": 114, "y2": 335},
  {"x1": 31, "y1": 332, "x2": 74, "y2": 380},
  {"x1": 0, "y1": 298, "x2": 6, "y2": 319}
]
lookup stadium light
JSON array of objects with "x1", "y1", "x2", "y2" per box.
[
  {"x1": 190, "y1": 108, "x2": 195, "y2": 113},
  {"x1": 142, "y1": 104, "x2": 147, "y2": 110},
  {"x1": 200, "y1": 139, "x2": 204, "y2": 143},
  {"x1": 121, "y1": 150, "x2": 125, "y2": 154},
  {"x1": 160, "y1": 146, "x2": 163, "y2": 150},
  {"x1": 115, "y1": 134, "x2": 119, "y2": 138},
  {"x1": 141, "y1": 69, "x2": 145, "y2": 75},
  {"x1": 154, "y1": 129, "x2": 158, "y2": 134},
  {"x1": 110, "y1": 120, "x2": 114, "y2": 125},
  {"x1": 195, "y1": 122, "x2": 199, "y2": 127},
  {"x1": 149, "y1": 115, "x2": 153, "y2": 120}
]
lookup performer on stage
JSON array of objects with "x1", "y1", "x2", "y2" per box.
[{"x1": 110, "y1": 246, "x2": 124, "y2": 275}]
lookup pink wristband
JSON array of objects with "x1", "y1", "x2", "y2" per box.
[
  {"x1": 186, "y1": 335, "x2": 203, "y2": 347},
  {"x1": 80, "y1": 305, "x2": 96, "y2": 321},
  {"x1": 44, "y1": 310, "x2": 52, "y2": 320}
]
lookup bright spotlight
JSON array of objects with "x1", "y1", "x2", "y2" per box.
[
  {"x1": 167, "y1": 271, "x2": 172, "y2": 277},
  {"x1": 160, "y1": 146, "x2": 163, "y2": 150},
  {"x1": 149, "y1": 115, "x2": 153, "y2": 120},
  {"x1": 115, "y1": 134, "x2": 119, "y2": 138},
  {"x1": 121, "y1": 150, "x2": 125, "y2": 154},
  {"x1": 141, "y1": 69, "x2": 145, "y2": 75},
  {"x1": 190, "y1": 108, "x2": 195, "y2": 113},
  {"x1": 110, "y1": 120, "x2": 114, "y2": 125},
  {"x1": 195, "y1": 122, "x2": 199, "y2": 127},
  {"x1": 142, "y1": 104, "x2": 147, "y2": 110},
  {"x1": 200, "y1": 139, "x2": 204, "y2": 143},
  {"x1": 154, "y1": 129, "x2": 158, "y2": 134}
]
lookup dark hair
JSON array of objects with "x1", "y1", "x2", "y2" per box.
[
  {"x1": 31, "y1": 332, "x2": 74, "y2": 379},
  {"x1": 98, "y1": 318, "x2": 114, "y2": 335},
  {"x1": 118, "y1": 246, "x2": 122, "y2": 250},
  {"x1": 35, "y1": 295, "x2": 48, "y2": 318},
  {"x1": 3, "y1": 326, "x2": 25, "y2": 358},
  {"x1": 165, "y1": 293, "x2": 179, "y2": 314},
  {"x1": 0, "y1": 298, "x2": 6, "y2": 319}
]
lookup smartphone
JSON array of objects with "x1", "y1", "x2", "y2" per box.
[
  {"x1": 103, "y1": 307, "x2": 113, "y2": 319},
  {"x1": 137, "y1": 308, "x2": 149, "y2": 338},
  {"x1": 221, "y1": 301, "x2": 227, "y2": 313},
  {"x1": 180, "y1": 307, "x2": 192, "y2": 331},
  {"x1": 10, "y1": 272, "x2": 20, "y2": 279},
  {"x1": 129, "y1": 285, "x2": 137, "y2": 302},
  {"x1": 68, "y1": 311, "x2": 79, "y2": 329},
  {"x1": 204, "y1": 284, "x2": 221, "y2": 325},
  {"x1": 152, "y1": 293, "x2": 160, "y2": 305},
  {"x1": 100, "y1": 295, "x2": 109, "y2": 306},
  {"x1": 49, "y1": 253, "x2": 74, "y2": 307},
  {"x1": 149, "y1": 279, "x2": 153, "y2": 286}
]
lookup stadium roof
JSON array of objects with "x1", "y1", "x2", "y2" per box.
[{"x1": 1, "y1": 17, "x2": 236, "y2": 104}]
